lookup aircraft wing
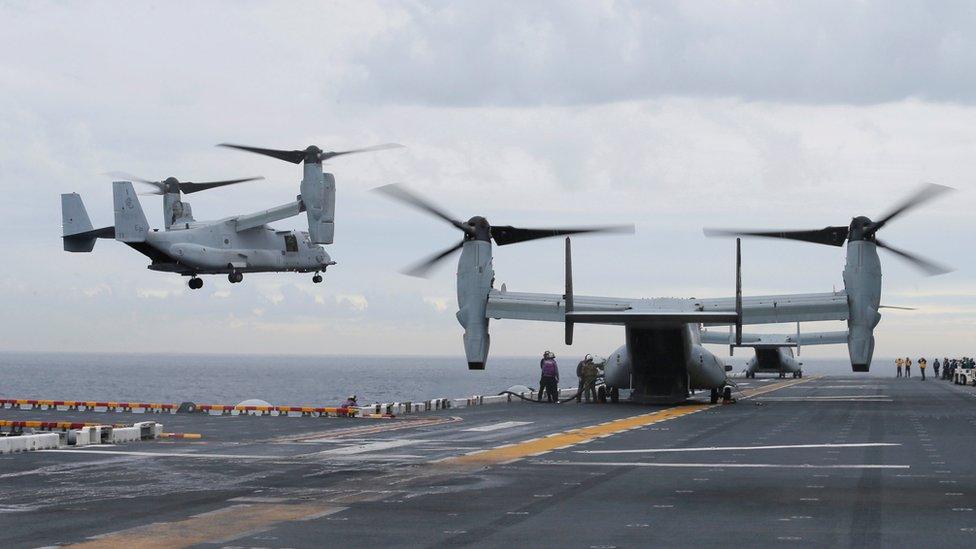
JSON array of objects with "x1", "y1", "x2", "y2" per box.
[
  {"x1": 234, "y1": 200, "x2": 304, "y2": 232},
  {"x1": 486, "y1": 289, "x2": 848, "y2": 326},
  {"x1": 697, "y1": 292, "x2": 849, "y2": 324},
  {"x1": 486, "y1": 290, "x2": 737, "y2": 325},
  {"x1": 700, "y1": 330, "x2": 849, "y2": 347}
]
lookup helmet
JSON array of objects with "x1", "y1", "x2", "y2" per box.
[
  {"x1": 348, "y1": 395, "x2": 357, "y2": 401},
  {"x1": 584, "y1": 354, "x2": 592, "y2": 361},
  {"x1": 543, "y1": 350, "x2": 554, "y2": 359}
]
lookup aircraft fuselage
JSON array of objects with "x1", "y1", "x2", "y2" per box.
[
  {"x1": 745, "y1": 347, "x2": 801, "y2": 377},
  {"x1": 138, "y1": 221, "x2": 332, "y2": 275},
  {"x1": 602, "y1": 324, "x2": 728, "y2": 404}
]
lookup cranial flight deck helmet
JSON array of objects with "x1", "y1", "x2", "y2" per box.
[{"x1": 543, "y1": 351, "x2": 554, "y2": 359}]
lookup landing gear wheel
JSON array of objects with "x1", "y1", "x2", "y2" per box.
[
  {"x1": 799, "y1": 371, "x2": 803, "y2": 378},
  {"x1": 723, "y1": 386, "x2": 732, "y2": 402},
  {"x1": 610, "y1": 386, "x2": 619, "y2": 403},
  {"x1": 710, "y1": 388, "x2": 719, "y2": 404},
  {"x1": 228, "y1": 272, "x2": 243, "y2": 283},
  {"x1": 597, "y1": 386, "x2": 607, "y2": 403},
  {"x1": 188, "y1": 277, "x2": 203, "y2": 290},
  {"x1": 312, "y1": 274, "x2": 323, "y2": 284}
]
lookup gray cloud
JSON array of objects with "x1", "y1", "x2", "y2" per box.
[{"x1": 348, "y1": 1, "x2": 976, "y2": 106}]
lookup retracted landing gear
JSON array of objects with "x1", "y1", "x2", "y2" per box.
[
  {"x1": 228, "y1": 272, "x2": 243, "y2": 284},
  {"x1": 188, "y1": 277, "x2": 203, "y2": 290},
  {"x1": 312, "y1": 273, "x2": 323, "y2": 284}
]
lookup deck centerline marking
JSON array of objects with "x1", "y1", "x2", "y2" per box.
[
  {"x1": 535, "y1": 461, "x2": 910, "y2": 469},
  {"x1": 576, "y1": 442, "x2": 900, "y2": 454},
  {"x1": 312, "y1": 439, "x2": 422, "y2": 455},
  {"x1": 445, "y1": 376, "x2": 814, "y2": 465},
  {"x1": 464, "y1": 421, "x2": 534, "y2": 432}
]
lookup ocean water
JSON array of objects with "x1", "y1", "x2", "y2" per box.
[{"x1": 0, "y1": 352, "x2": 901, "y2": 407}]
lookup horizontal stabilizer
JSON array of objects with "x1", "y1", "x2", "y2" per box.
[
  {"x1": 62, "y1": 226, "x2": 115, "y2": 252},
  {"x1": 62, "y1": 193, "x2": 115, "y2": 252},
  {"x1": 568, "y1": 310, "x2": 739, "y2": 326}
]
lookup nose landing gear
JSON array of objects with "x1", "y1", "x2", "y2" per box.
[
  {"x1": 228, "y1": 272, "x2": 243, "y2": 284},
  {"x1": 312, "y1": 273, "x2": 323, "y2": 283},
  {"x1": 188, "y1": 277, "x2": 203, "y2": 290}
]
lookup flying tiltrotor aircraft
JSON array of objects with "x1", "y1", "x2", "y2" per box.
[
  {"x1": 377, "y1": 183, "x2": 951, "y2": 404},
  {"x1": 61, "y1": 142, "x2": 401, "y2": 289}
]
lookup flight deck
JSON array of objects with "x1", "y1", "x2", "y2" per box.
[{"x1": 2, "y1": 376, "x2": 976, "y2": 548}]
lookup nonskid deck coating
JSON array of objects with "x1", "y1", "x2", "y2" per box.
[{"x1": 1, "y1": 375, "x2": 975, "y2": 547}]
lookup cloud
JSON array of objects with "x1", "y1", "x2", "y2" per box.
[
  {"x1": 1, "y1": 2, "x2": 975, "y2": 359},
  {"x1": 344, "y1": 1, "x2": 976, "y2": 107}
]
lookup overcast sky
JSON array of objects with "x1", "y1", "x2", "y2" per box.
[{"x1": 1, "y1": 1, "x2": 974, "y2": 364}]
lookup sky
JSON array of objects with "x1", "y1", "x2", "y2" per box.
[{"x1": 1, "y1": 0, "x2": 975, "y2": 363}]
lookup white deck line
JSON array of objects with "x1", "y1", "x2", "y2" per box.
[{"x1": 576, "y1": 442, "x2": 900, "y2": 454}]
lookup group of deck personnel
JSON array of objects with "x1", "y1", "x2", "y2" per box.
[
  {"x1": 895, "y1": 356, "x2": 976, "y2": 381},
  {"x1": 536, "y1": 351, "x2": 603, "y2": 403}
]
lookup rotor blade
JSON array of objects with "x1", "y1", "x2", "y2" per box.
[
  {"x1": 489, "y1": 225, "x2": 635, "y2": 246},
  {"x1": 870, "y1": 183, "x2": 954, "y2": 233},
  {"x1": 874, "y1": 238, "x2": 953, "y2": 276},
  {"x1": 217, "y1": 143, "x2": 306, "y2": 164},
  {"x1": 320, "y1": 143, "x2": 404, "y2": 161},
  {"x1": 104, "y1": 171, "x2": 158, "y2": 185},
  {"x1": 179, "y1": 176, "x2": 265, "y2": 194},
  {"x1": 703, "y1": 226, "x2": 849, "y2": 247},
  {"x1": 372, "y1": 183, "x2": 474, "y2": 235},
  {"x1": 402, "y1": 241, "x2": 465, "y2": 278}
]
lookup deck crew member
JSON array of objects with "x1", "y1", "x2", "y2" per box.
[
  {"x1": 919, "y1": 357, "x2": 927, "y2": 380},
  {"x1": 896, "y1": 357, "x2": 903, "y2": 378},
  {"x1": 342, "y1": 395, "x2": 358, "y2": 408},
  {"x1": 576, "y1": 354, "x2": 598, "y2": 403},
  {"x1": 934, "y1": 358, "x2": 941, "y2": 379},
  {"x1": 538, "y1": 351, "x2": 560, "y2": 403},
  {"x1": 905, "y1": 357, "x2": 912, "y2": 378}
]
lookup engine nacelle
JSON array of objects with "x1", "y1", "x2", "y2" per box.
[
  {"x1": 301, "y1": 164, "x2": 336, "y2": 245},
  {"x1": 843, "y1": 240, "x2": 882, "y2": 371},
  {"x1": 456, "y1": 240, "x2": 493, "y2": 369},
  {"x1": 603, "y1": 344, "x2": 631, "y2": 389}
]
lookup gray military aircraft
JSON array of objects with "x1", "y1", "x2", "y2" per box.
[
  {"x1": 376, "y1": 183, "x2": 951, "y2": 404},
  {"x1": 700, "y1": 327, "x2": 848, "y2": 378},
  {"x1": 61, "y1": 143, "x2": 400, "y2": 289}
]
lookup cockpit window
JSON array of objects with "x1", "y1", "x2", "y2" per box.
[{"x1": 284, "y1": 234, "x2": 299, "y2": 252}]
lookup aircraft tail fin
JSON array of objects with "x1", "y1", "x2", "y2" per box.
[
  {"x1": 62, "y1": 193, "x2": 114, "y2": 252},
  {"x1": 113, "y1": 181, "x2": 149, "y2": 242}
]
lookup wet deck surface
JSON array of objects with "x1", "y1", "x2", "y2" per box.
[{"x1": 2, "y1": 375, "x2": 976, "y2": 548}]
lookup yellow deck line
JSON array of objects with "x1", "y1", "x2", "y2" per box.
[
  {"x1": 737, "y1": 375, "x2": 820, "y2": 399},
  {"x1": 449, "y1": 405, "x2": 709, "y2": 465},
  {"x1": 448, "y1": 376, "x2": 817, "y2": 466},
  {"x1": 70, "y1": 503, "x2": 344, "y2": 549}
]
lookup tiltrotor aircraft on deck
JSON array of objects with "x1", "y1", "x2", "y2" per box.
[
  {"x1": 61, "y1": 142, "x2": 401, "y2": 289},
  {"x1": 377, "y1": 183, "x2": 951, "y2": 404},
  {"x1": 700, "y1": 328, "x2": 848, "y2": 378}
]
